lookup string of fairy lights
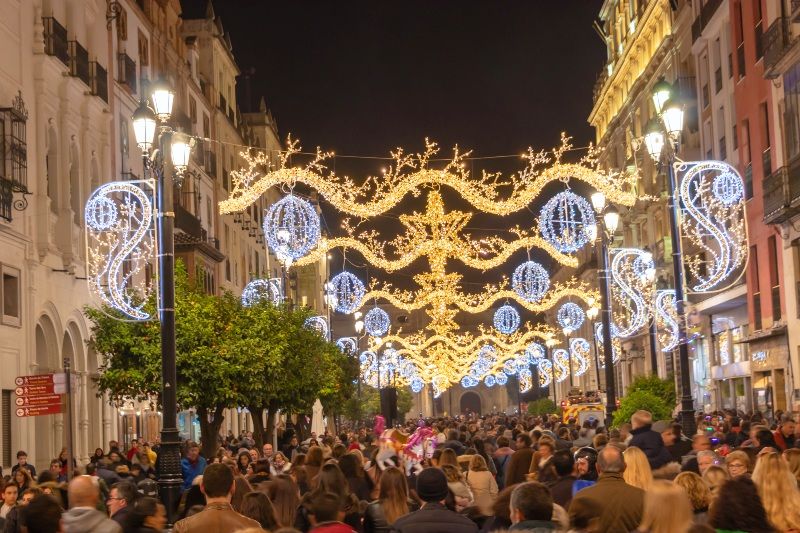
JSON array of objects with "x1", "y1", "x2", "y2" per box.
[{"x1": 85, "y1": 131, "x2": 749, "y2": 398}]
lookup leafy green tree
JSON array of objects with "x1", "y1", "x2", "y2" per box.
[
  {"x1": 627, "y1": 375, "x2": 676, "y2": 407},
  {"x1": 612, "y1": 390, "x2": 672, "y2": 428},
  {"x1": 87, "y1": 263, "x2": 243, "y2": 459},
  {"x1": 342, "y1": 386, "x2": 414, "y2": 423},
  {"x1": 527, "y1": 398, "x2": 558, "y2": 417}
]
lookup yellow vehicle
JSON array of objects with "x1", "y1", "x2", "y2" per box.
[{"x1": 560, "y1": 388, "x2": 606, "y2": 425}]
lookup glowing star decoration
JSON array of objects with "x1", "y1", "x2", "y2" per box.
[
  {"x1": 85, "y1": 180, "x2": 157, "y2": 321},
  {"x1": 557, "y1": 302, "x2": 585, "y2": 333},
  {"x1": 553, "y1": 348, "x2": 570, "y2": 383},
  {"x1": 336, "y1": 337, "x2": 358, "y2": 354},
  {"x1": 676, "y1": 161, "x2": 748, "y2": 293},
  {"x1": 610, "y1": 248, "x2": 654, "y2": 338},
  {"x1": 364, "y1": 307, "x2": 391, "y2": 337},
  {"x1": 512, "y1": 261, "x2": 550, "y2": 302},
  {"x1": 570, "y1": 338, "x2": 591, "y2": 377},
  {"x1": 594, "y1": 322, "x2": 622, "y2": 365},
  {"x1": 328, "y1": 271, "x2": 366, "y2": 314},
  {"x1": 494, "y1": 305, "x2": 521, "y2": 334},
  {"x1": 263, "y1": 194, "x2": 321, "y2": 263},
  {"x1": 655, "y1": 290, "x2": 679, "y2": 352},
  {"x1": 241, "y1": 278, "x2": 283, "y2": 307},
  {"x1": 539, "y1": 191, "x2": 596, "y2": 253},
  {"x1": 304, "y1": 316, "x2": 329, "y2": 339}
]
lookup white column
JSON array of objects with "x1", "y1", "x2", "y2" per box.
[
  {"x1": 102, "y1": 394, "x2": 112, "y2": 448},
  {"x1": 78, "y1": 372, "x2": 90, "y2": 463}
]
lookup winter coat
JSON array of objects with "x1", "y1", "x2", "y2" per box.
[
  {"x1": 466, "y1": 470, "x2": 498, "y2": 515},
  {"x1": 62, "y1": 507, "x2": 123, "y2": 533},
  {"x1": 504, "y1": 448, "x2": 534, "y2": 487},
  {"x1": 508, "y1": 519, "x2": 559, "y2": 532},
  {"x1": 493, "y1": 447, "x2": 514, "y2": 489},
  {"x1": 629, "y1": 425, "x2": 673, "y2": 470},
  {"x1": 546, "y1": 475, "x2": 577, "y2": 509},
  {"x1": 391, "y1": 502, "x2": 479, "y2": 533},
  {"x1": 173, "y1": 502, "x2": 260, "y2": 533},
  {"x1": 180, "y1": 456, "x2": 207, "y2": 491},
  {"x1": 568, "y1": 472, "x2": 644, "y2": 533},
  {"x1": 312, "y1": 521, "x2": 357, "y2": 533}
]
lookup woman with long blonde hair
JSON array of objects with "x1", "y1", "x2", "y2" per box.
[
  {"x1": 701, "y1": 464, "x2": 729, "y2": 498},
  {"x1": 752, "y1": 451, "x2": 800, "y2": 531},
  {"x1": 673, "y1": 471, "x2": 711, "y2": 524},
  {"x1": 636, "y1": 480, "x2": 694, "y2": 533},
  {"x1": 622, "y1": 446, "x2": 653, "y2": 491}
]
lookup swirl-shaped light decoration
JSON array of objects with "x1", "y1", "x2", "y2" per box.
[
  {"x1": 85, "y1": 180, "x2": 156, "y2": 320},
  {"x1": 655, "y1": 289, "x2": 680, "y2": 352},
  {"x1": 493, "y1": 305, "x2": 521, "y2": 334},
  {"x1": 336, "y1": 337, "x2": 358, "y2": 354},
  {"x1": 304, "y1": 316, "x2": 329, "y2": 339},
  {"x1": 610, "y1": 248, "x2": 655, "y2": 338},
  {"x1": 518, "y1": 367, "x2": 533, "y2": 392},
  {"x1": 328, "y1": 271, "x2": 366, "y2": 314},
  {"x1": 241, "y1": 278, "x2": 283, "y2": 307},
  {"x1": 360, "y1": 349, "x2": 421, "y2": 390},
  {"x1": 512, "y1": 261, "x2": 550, "y2": 302},
  {"x1": 539, "y1": 191, "x2": 596, "y2": 254},
  {"x1": 594, "y1": 322, "x2": 621, "y2": 366},
  {"x1": 553, "y1": 348, "x2": 570, "y2": 383},
  {"x1": 537, "y1": 358, "x2": 554, "y2": 388},
  {"x1": 263, "y1": 194, "x2": 321, "y2": 263},
  {"x1": 557, "y1": 302, "x2": 585, "y2": 333},
  {"x1": 364, "y1": 307, "x2": 391, "y2": 337},
  {"x1": 570, "y1": 337, "x2": 591, "y2": 377},
  {"x1": 676, "y1": 160, "x2": 747, "y2": 292}
]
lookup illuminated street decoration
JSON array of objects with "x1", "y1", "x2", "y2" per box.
[
  {"x1": 85, "y1": 180, "x2": 156, "y2": 320},
  {"x1": 553, "y1": 348, "x2": 570, "y2": 383},
  {"x1": 611, "y1": 248, "x2": 655, "y2": 338},
  {"x1": 494, "y1": 304, "x2": 521, "y2": 334},
  {"x1": 512, "y1": 260, "x2": 550, "y2": 302},
  {"x1": 570, "y1": 337, "x2": 591, "y2": 377},
  {"x1": 537, "y1": 359, "x2": 553, "y2": 388},
  {"x1": 364, "y1": 307, "x2": 391, "y2": 336},
  {"x1": 241, "y1": 278, "x2": 282, "y2": 307},
  {"x1": 752, "y1": 350, "x2": 767, "y2": 364},
  {"x1": 655, "y1": 289, "x2": 679, "y2": 352},
  {"x1": 539, "y1": 191, "x2": 596, "y2": 253},
  {"x1": 594, "y1": 322, "x2": 621, "y2": 365},
  {"x1": 557, "y1": 302, "x2": 585, "y2": 333},
  {"x1": 336, "y1": 337, "x2": 358, "y2": 354},
  {"x1": 676, "y1": 161, "x2": 747, "y2": 293},
  {"x1": 518, "y1": 367, "x2": 533, "y2": 392},
  {"x1": 263, "y1": 194, "x2": 321, "y2": 263},
  {"x1": 304, "y1": 316, "x2": 329, "y2": 339},
  {"x1": 484, "y1": 374, "x2": 496, "y2": 387},
  {"x1": 495, "y1": 372, "x2": 508, "y2": 386},
  {"x1": 328, "y1": 271, "x2": 366, "y2": 314}
]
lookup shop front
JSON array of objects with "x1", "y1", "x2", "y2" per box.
[{"x1": 743, "y1": 327, "x2": 790, "y2": 420}]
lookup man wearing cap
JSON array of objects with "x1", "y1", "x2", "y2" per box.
[{"x1": 392, "y1": 468, "x2": 478, "y2": 533}]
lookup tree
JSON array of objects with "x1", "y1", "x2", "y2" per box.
[
  {"x1": 527, "y1": 398, "x2": 558, "y2": 417},
  {"x1": 342, "y1": 386, "x2": 414, "y2": 423},
  {"x1": 627, "y1": 374, "x2": 676, "y2": 408},
  {"x1": 612, "y1": 390, "x2": 672, "y2": 428},
  {"x1": 88, "y1": 262, "x2": 247, "y2": 459}
]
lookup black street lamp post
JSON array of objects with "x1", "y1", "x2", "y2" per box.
[{"x1": 132, "y1": 79, "x2": 193, "y2": 526}]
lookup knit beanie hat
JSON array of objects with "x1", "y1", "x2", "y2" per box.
[{"x1": 416, "y1": 467, "x2": 449, "y2": 502}]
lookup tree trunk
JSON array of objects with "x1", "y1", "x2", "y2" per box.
[
  {"x1": 248, "y1": 405, "x2": 266, "y2": 452},
  {"x1": 197, "y1": 404, "x2": 226, "y2": 460},
  {"x1": 266, "y1": 399, "x2": 279, "y2": 447}
]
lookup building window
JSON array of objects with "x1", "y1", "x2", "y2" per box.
[
  {"x1": 768, "y1": 235, "x2": 781, "y2": 322},
  {"x1": 754, "y1": 0, "x2": 763, "y2": 60},
  {"x1": 189, "y1": 98, "x2": 197, "y2": 124},
  {"x1": 2, "y1": 390, "x2": 10, "y2": 467},
  {"x1": 760, "y1": 102, "x2": 771, "y2": 174},
  {"x1": 1, "y1": 265, "x2": 20, "y2": 326},
  {"x1": 0, "y1": 92, "x2": 29, "y2": 222},
  {"x1": 138, "y1": 31, "x2": 149, "y2": 67},
  {"x1": 750, "y1": 245, "x2": 762, "y2": 331},
  {"x1": 735, "y1": 1, "x2": 745, "y2": 79}
]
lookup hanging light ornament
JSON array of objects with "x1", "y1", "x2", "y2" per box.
[
  {"x1": 304, "y1": 316, "x2": 329, "y2": 339},
  {"x1": 557, "y1": 302, "x2": 585, "y2": 333},
  {"x1": 655, "y1": 289, "x2": 680, "y2": 352},
  {"x1": 512, "y1": 261, "x2": 550, "y2": 302},
  {"x1": 364, "y1": 307, "x2": 391, "y2": 337},
  {"x1": 484, "y1": 375, "x2": 497, "y2": 387},
  {"x1": 336, "y1": 337, "x2": 358, "y2": 354},
  {"x1": 677, "y1": 161, "x2": 747, "y2": 292},
  {"x1": 241, "y1": 278, "x2": 283, "y2": 307},
  {"x1": 495, "y1": 373, "x2": 508, "y2": 386},
  {"x1": 518, "y1": 367, "x2": 533, "y2": 392},
  {"x1": 553, "y1": 348, "x2": 570, "y2": 383},
  {"x1": 328, "y1": 271, "x2": 366, "y2": 314},
  {"x1": 263, "y1": 194, "x2": 321, "y2": 263},
  {"x1": 537, "y1": 358, "x2": 553, "y2": 388},
  {"x1": 610, "y1": 248, "x2": 654, "y2": 338},
  {"x1": 570, "y1": 337, "x2": 591, "y2": 377},
  {"x1": 594, "y1": 322, "x2": 621, "y2": 365},
  {"x1": 539, "y1": 191, "x2": 596, "y2": 253},
  {"x1": 494, "y1": 305, "x2": 521, "y2": 334}
]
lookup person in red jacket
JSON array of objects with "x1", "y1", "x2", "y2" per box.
[
  {"x1": 309, "y1": 492, "x2": 356, "y2": 533},
  {"x1": 774, "y1": 418, "x2": 796, "y2": 451}
]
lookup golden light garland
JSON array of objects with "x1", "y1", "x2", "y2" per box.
[{"x1": 220, "y1": 134, "x2": 637, "y2": 216}]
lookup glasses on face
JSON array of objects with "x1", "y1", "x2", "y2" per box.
[{"x1": 728, "y1": 462, "x2": 746, "y2": 470}]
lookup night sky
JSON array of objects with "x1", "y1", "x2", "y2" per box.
[{"x1": 192, "y1": 0, "x2": 607, "y2": 289}]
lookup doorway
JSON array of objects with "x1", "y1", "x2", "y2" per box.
[{"x1": 460, "y1": 392, "x2": 481, "y2": 415}]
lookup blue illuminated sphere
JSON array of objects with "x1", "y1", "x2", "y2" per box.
[
  {"x1": 364, "y1": 307, "x2": 391, "y2": 336},
  {"x1": 539, "y1": 191, "x2": 596, "y2": 253},
  {"x1": 329, "y1": 271, "x2": 365, "y2": 314},
  {"x1": 494, "y1": 305, "x2": 521, "y2": 334}
]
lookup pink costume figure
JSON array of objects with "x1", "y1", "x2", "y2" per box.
[{"x1": 374, "y1": 414, "x2": 385, "y2": 435}]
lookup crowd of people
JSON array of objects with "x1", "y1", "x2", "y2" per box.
[{"x1": 1, "y1": 409, "x2": 799, "y2": 533}]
